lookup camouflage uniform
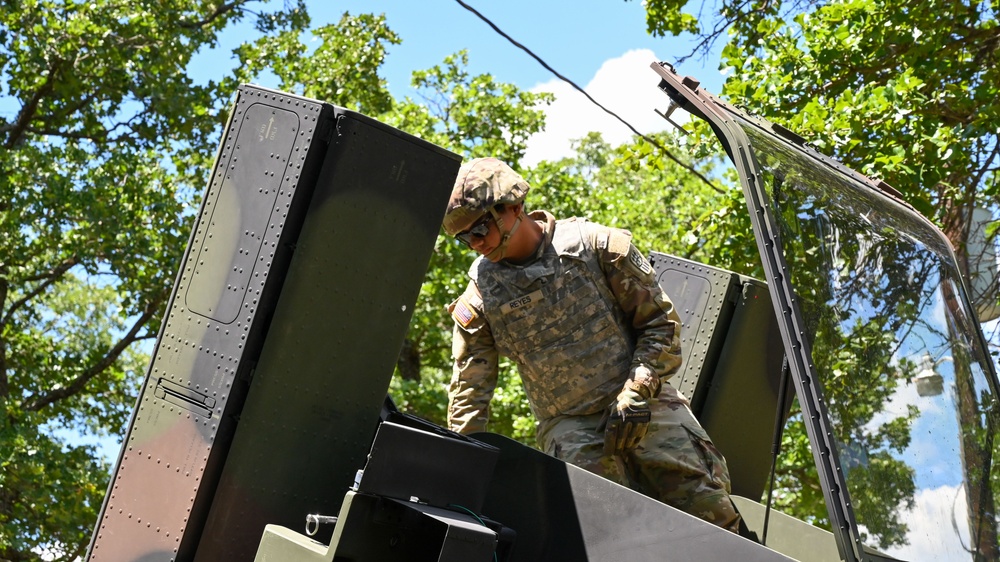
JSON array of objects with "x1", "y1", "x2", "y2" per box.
[{"x1": 448, "y1": 208, "x2": 741, "y2": 532}]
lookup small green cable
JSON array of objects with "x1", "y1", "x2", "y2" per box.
[{"x1": 448, "y1": 503, "x2": 499, "y2": 562}]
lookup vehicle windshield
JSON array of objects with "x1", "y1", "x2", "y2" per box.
[{"x1": 735, "y1": 115, "x2": 1000, "y2": 561}]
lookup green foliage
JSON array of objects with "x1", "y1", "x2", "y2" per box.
[
  {"x1": 642, "y1": 0, "x2": 1000, "y2": 274},
  {"x1": 769, "y1": 409, "x2": 829, "y2": 525},
  {"x1": 629, "y1": 0, "x2": 699, "y2": 37},
  {"x1": 0, "y1": 1, "x2": 309, "y2": 558},
  {"x1": 720, "y1": 0, "x2": 999, "y2": 231},
  {"x1": 642, "y1": 0, "x2": 1000, "y2": 546},
  {"x1": 402, "y1": 50, "x2": 553, "y2": 163},
  {"x1": 1, "y1": 419, "x2": 108, "y2": 561},
  {"x1": 613, "y1": 126, "x2": 762, "y2": 276},
  {"x1": 229, "y1": 11, "x2": 399, "y2": 115}
]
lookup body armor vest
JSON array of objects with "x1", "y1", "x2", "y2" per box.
[{"x1": 471, "y1": 218, "x2": 635, "y2": 420}]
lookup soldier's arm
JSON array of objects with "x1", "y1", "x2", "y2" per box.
[
  {"x1": 447, "y1": 283, "x2": 499, "y2": 434},
  {"x1": 595, "y1": 227, "x2": 683, "y2": 392}
]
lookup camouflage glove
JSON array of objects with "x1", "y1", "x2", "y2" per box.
[{"x1": 601, "y1": 376, "x2": 655, "y2": 456}]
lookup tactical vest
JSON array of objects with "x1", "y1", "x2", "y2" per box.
[{"x1": 471, "y1": 218, "x2": 635, "y2": 421}]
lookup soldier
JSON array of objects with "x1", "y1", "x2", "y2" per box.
[{"x1": 443, "y1": 157, "x2": 742, "y2": 533}]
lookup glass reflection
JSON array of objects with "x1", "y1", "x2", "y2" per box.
[{"x1": 736, "y1": 116, "x2": 1000, "y2": 561}]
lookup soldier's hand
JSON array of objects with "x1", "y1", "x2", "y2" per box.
[{"x1": 602, "y1": 381, "x2": 652, "y2": 456}]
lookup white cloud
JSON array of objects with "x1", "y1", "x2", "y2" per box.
[
  {"x1": 876, "y1": 484, "x2": 975, "y2": 560},
  {"x1": 522, "y1": 49, "x2": 689, "y2": 166}
]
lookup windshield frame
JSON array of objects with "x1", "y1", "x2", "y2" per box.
[{"x1": 650, "y1": 61, "x2": 1000, "y2": 561}]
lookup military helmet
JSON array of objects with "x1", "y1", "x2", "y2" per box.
[{"x1": 443, "y1": 158, "x2": 530, "y2": 236}]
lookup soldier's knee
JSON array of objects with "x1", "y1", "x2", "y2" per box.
[{"x1": 687, "y1": 492, "x2": 742, "y2": 534}]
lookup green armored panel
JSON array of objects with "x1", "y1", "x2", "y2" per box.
[
  {"x1": 88, "y1": 86, "x2": 333, "y2": 562},
  {"x1": 86, "y1": 86, "x2": 460, "y2": 562},
  {"x1": 649, "y1": 252, "x2": 738, "y2": 403},
  {"x1": 192, "y1": 110, "x2": 459, "y2": 561},
  {"x1": 699, "y1": 277, "x2": 787, "y2": 500}
]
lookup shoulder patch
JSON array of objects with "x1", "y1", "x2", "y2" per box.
[
  {"x1": 627, "y1": 246, "x2": 653, "y2": 276},
  {"x1": 607, "y1": 228, "x2": 633, "y2": 259},
  {"x1": 587, "y1": 223, "x2": 633, "y2": 257},
  {"x1": 449, "y1": 296, "x2": 479, "y2": 328}
]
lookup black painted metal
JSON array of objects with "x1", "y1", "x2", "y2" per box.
[
  {"x1": 327, "y1": 491, "x2": 498, "y2": 562},
  {"x1": 86, "y1": 85, "x2": 460, "y2": 562},
  {"x1": 357, "y1": 419, "x2": 500, "y2": 513},
  {"x1": 697, "y1": 278, "x2": 788, "y2": 499},
  {"x1": 474, "y1": 432, "x2": 795, "y2": 561},
  {"x1": 193, "y1": 107, "x2": 459, "y2": 561}
]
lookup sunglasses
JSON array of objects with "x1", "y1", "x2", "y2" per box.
[{"x1": 455, "y1": 213, "x2": 495, "y2": 246}]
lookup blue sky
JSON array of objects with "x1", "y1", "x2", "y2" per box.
[
  {"x1": 2, "y1": 1, "x2": 725, "y2": 166},
  {"x1": 298, "y1": 0, "x2": 726, "y2": 97},
  {"x1": 195, "y1": 0, "x2": 726, "y2": 165}
]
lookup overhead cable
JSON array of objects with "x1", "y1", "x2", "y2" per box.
[{"x1": 453, "y1": 0, "x2": 721, "y2": 192}]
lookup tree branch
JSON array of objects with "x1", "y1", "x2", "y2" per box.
[
  {"x1": 3, "y1": 61, "x2": 59, "y2": 149},
  {"x1": 22, "y1": 293, "x2": 163, "y2": 413},
  {"x1": 0, "y1": 274, "x2": 8, "y2": 400},
  {"x1": 18, "y1": 127, "x2": 108, "y2": 143},
  {"x1": 1, "y1": 256, "x2": 79, "y2": 328},
  {"x1": 675, "y1": 0, "x2": 754, "y2": 65},
  {"x1": 178, "y1": 1, "x2": 246, "y2": 29},
  {"x1": 970, "y1": 138, "x2": 1000, "y2": 191}
]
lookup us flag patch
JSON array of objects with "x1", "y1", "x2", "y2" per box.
[{"x1": 451, "y1": 297, "x2": 478, "y2": 328}]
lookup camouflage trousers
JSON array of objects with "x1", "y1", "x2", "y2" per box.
[{"x1": 536, "y1": 386, "x2": 742, "y2": 533}]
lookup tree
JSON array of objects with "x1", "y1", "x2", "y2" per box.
[
  {"x1": 639, "y1": 0, "x2": 999, "y2": 350},
  {"x1": 0, "y1": 1, "x2": 309, "y2": 559},
  {"x1": 638, "y1": 0, "x2": 1000, "y2": 548},
  {"x1": 0, "y1": 4, "x2": 564, "y2": 555}
]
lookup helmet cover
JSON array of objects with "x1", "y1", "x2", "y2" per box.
[{"x1": 443, "y1": 158, "x2": 530, "y2": 236}]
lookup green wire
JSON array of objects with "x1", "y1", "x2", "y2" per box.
[{"x1": 448, "y1": 503, "x2": 499, "y2": 562}]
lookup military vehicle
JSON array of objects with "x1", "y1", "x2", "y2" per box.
[{"x1": 85, "y1": 62, "x2": 999, "y2": 562}]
